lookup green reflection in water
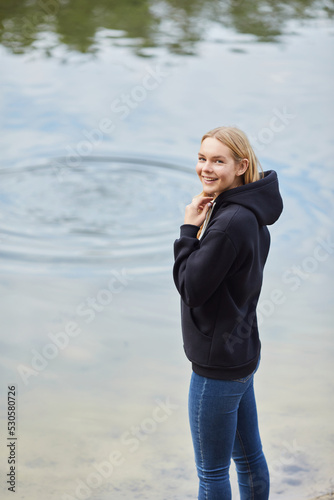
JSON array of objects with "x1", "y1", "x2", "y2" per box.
[{"x1": 0, "y1": 0, "x2": 333, "y2": 56}]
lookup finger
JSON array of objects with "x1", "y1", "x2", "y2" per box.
[
  {"x1": 197, "y1": 199, "x2": 214, "y2": 213},
  {"x1": 194, "y1": 195, "x2": 214, "y2": 203},
  {"x1": 195, "y1": 196, "x2": 214, "y2": 209},
  {"x1": 198, "y1": 201, "x2": 213, "y2": 216}
]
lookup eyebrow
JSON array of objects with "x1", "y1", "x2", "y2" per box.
[{"x1": 198, "y1": 153, "x2": 227, "y2": 161}]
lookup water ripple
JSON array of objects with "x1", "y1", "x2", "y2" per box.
[{"x1": 0, "y1": 156, "x2": 197, "y2": 273}]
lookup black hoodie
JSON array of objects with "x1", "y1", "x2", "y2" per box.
[{"x1": 173, "y1": 170, "x2": 283, "y2": 380}]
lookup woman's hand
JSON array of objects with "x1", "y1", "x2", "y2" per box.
[{"x1": 184, "y1": 195, "x2": 214, "y2": 227}]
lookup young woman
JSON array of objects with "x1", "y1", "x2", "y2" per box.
[{"x1": 173, "y1": 126, "x2": 283, "y2": 499}]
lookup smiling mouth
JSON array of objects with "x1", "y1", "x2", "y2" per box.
[{"x1": 202, "y1": 177, "x2": 218, "y2": 182}]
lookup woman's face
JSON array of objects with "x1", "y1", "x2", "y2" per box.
[{"x1": 196, "y1": 137, "x2": 247, "y2": 197}]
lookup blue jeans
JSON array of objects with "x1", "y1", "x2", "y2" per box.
[{"x1": 188, "y1": 366, "x2": 269, "y2": 499}]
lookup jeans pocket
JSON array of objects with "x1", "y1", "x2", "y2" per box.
[
  {"x1": 232, "y1": 372, "x2": 253, "y2": 383},
  {"x1": 233, "y1": 355, "x2": 261, "y2": 383}
]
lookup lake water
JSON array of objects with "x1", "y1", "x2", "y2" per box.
[{"x1": 0, "y1": 1, "x2": 333, "y2": 498}]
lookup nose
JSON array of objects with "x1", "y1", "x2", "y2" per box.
[{"x1": 202, "y1": 161, "x2": 213, "y2": 172}]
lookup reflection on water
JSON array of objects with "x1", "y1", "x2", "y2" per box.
[
  {"x1": 0, "y1": 0, "x2": 333, "y2": 499},
  {"x1": 0, "y1": 0, "x2": 333, "y2": 56},
  {"x1": 0, "y1": 157, "x2": 197, "y2": 272}
]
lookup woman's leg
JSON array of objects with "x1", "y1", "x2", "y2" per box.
[
  {"x1": 188, "y1": 372, "x2": 247, "y2": 500},
  {"x1": 232, "y1": 378, "x2": 270, "y2": 499}
]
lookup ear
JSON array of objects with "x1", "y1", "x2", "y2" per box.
[{"x1": 236, "y1": 158, "x2": 249, "y2": 176}]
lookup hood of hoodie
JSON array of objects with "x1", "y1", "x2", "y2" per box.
[{"x1": 212, "y1": 170, "x2": 283, "y2": 226}]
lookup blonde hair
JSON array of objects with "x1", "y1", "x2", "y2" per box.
[
  {"x1": 201, "y1": 126, "x2": 262, "y2": 186},
  {"x1": 196, "y1": 126, "x2": 262, "y2": 238}
]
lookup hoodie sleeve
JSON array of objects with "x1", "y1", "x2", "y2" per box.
[{"x1": 173, "y1": 224, "x2": 237, "y2": 308}]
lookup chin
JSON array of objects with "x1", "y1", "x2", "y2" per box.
[{"x1": 201, "y1": 184, "x2": 215, "y2": 193}]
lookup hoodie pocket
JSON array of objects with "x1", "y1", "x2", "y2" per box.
[{"x1": 181, "y1": 309, "x2": 213, "y2": 365}]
